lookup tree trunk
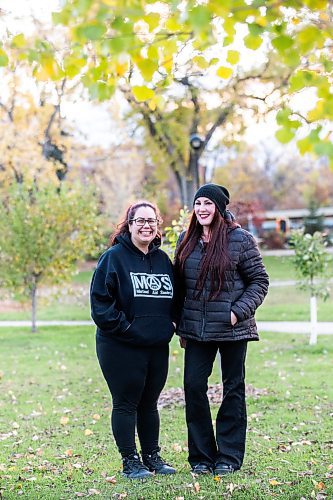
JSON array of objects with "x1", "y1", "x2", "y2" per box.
[
  {"x1": 31, "y1": 281, "x2": 37, "y2": 333},
  {"x1": 175, "y1": 151, "x2": 201, "y2": 207},
  {"x1": 174, "y1": 166, "x2": 199, "y2": 208},
  {"x1": 183, "y1": 177, "x2": 198, "y2": 208},
  {"x1": 309, "y1": 295, "x2": 318, "y2": 345}
]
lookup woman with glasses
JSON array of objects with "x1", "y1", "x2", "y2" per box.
[
  {"x1": 90, "y1": 201, "x2": 176, "y2": 479},
  {"x1": 174, "y1": 184, "x2": 269, "y2": 477}
]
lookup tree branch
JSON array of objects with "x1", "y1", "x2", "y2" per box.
[{"x1": 202, "y1": 104, "x2": 234, "y2": 152}]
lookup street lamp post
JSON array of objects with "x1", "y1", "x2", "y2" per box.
[
  {"x1": 189, "y1": 134, "x2": 204, "y2": 197},
  {"x1": 189, "y1": 134, "x2": 204, "y2": 151}
]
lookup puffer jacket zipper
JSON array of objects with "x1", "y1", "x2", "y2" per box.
[
  {"x1": 200, "y1": 285, "x2": 207, "y2": 339},
  {"x1": 200, "y1": 240, "x2": 207, "y2": 340}
]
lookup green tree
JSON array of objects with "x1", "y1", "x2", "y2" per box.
[
  {"x1": 0, "y1": 182, "x2": 102, "y2": 332},
  {"x1": 2, "y1": 0, "x2": 331, "y2": 166},
  {"x1": 303, "y1": 200, "x2": 325, "y2": 235},
  {"x1": 123, "y1": 57, "x2": 290, "y2": 205},
  {"x1": 289, "y1": 229, "x2": 331, "y2": 345},
  {"x1": 3, "y1": 2, "x2": 333, "y2": 204}
]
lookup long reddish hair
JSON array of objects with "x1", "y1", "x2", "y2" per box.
[
  {"x1": 175, "y1": 209, "x2": 238, "y2": 299},
  {"x1": 109, "y1": 201, "x2": 162, "y2": 247}
]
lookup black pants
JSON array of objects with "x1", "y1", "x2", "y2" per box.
[
  {"x1": 96, "y1": 334, "x2": 169, "y2": 457},
  {"x1": 184, "y1": 339, "x2": 248, "y2": 470}
]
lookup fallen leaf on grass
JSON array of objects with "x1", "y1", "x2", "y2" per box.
[
  {"x1": 21, "y1": 466, "x2": 32, "y2": 472},
  {"x1": 172, "y1": 443, "x2": 182, "y2": 452},
  {"x1": 194, "y1": 481, "x2": 200, "y2": 492},
  {"x1": 278, "y1": 444, "x2": 291, "y2": 452},
  {"x1": 226, "y1": 483, "x2": 235, "y2": 493},
  {"x1": 309, "y1": 492, "x2": 328, "y2": 500},
  {"x1": 74, "y1": 493, "x2": 85, "y2": 497},
  {"x1": 65, "y1": 449, "x2": 73, "y2": 457},
  {"x1": 291, "y1": 440, "x2": 312, "y2": 446},
  {"x1": 84, "y1": 429, "x2": 93, "y2": 436},
  {"x1": 88, "y1": 489, "x2": 100, "y2": 495},
  {"x1": 105, "y1": 476, "x2": 117, "y2": 484},
  {"x1": 269, "y1": 480, "x2": 281, "y2": 486},
  {"x1": 60, "y1": 416, "x2": 69, "y2": 426},
  {"x1": 92, "y1": 414, "x2": 100, "y2": 421}
]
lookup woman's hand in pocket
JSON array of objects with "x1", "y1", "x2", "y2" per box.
[
  {"x1": 179, "y1": 337, "x2": 187, "y2": 349},
  {"x1": 231, "y1": 311, "x2": 238, "y2": 326}
]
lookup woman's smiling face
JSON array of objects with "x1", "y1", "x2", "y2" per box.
[
  {"x1": 194, "y1": 197, "x2": 216, "y2": 227},
  {"x1": 129, "y1": 206, "x2": 158, "y2": 251}
]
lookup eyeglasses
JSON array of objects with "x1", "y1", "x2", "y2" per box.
[{"x1": 130, "y1": 217, "x2": 158, "y2": 227}]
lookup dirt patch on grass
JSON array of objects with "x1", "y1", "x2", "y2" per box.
[{"x1": 159, "y1": 384, "x2": 270, "y2": 408}]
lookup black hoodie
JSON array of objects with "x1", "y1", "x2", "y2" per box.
[{"x1": 90, "y1": 233, "x2": 175, "y2": 346}]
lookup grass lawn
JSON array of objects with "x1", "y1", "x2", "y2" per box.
[
  {"x1": 0, "y1": 328, "x2": 332, "y2": 499},
  {"x1": 0, "y1": 302, "x2": 90, "y2": 322},
  {"x1": 256, "y1": 286, "x2": 333, "y2": 322},
  {"x1": 262, "y1": 256, "x2": 297, "y2": 282},
  {"x1": 1, "y1": 254, "x2": 331, "y2": 324}
]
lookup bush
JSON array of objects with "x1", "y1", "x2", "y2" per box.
[
  {"x1": 163, "y1": 207, "x2": 190, "y2": 257},
  {"x1": 260, "y1": 230, "x2": 287, "y2": 250}
]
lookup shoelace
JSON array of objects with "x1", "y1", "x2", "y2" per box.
[
  {"x1": 124, "y1": 456, "x2": 147, "y2": 471},
  {"x1": 147, "y1": 454, "x2": 163, "y2": 465}
]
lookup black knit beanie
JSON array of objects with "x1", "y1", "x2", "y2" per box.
[{"x1": 193, "y1": 183, "x2": 230, "y2": 216}]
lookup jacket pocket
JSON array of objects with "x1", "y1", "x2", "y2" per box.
[{"x1": 122, "y1": 315, "x2": 174, "y2": 346}]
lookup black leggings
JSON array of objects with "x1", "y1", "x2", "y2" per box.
[{"x1": 96, "y1": 334, "x2": 169, "y2": 457}]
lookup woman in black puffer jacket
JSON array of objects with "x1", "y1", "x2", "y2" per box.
[{"x1": 174, "y1": 184, "x2": 269, "y2": 477}]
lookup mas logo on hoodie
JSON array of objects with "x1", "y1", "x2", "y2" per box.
[{"x1": 130, "y1": 272, "x2": 173, "y2": 298}]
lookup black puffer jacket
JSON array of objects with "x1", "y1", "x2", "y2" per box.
[{"x1": 177, "y1": 227, "x2": 269, "y2": 342}]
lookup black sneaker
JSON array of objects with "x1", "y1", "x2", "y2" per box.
[
  {"x1": 142, "y1": 449, "x2": 176, "y2": 475},
  {"x1": 214, "y1": 463, "x2": 235, "y2": 476},
  {"x1": 191, "y1": 463, "x2": 213, "y2": 474},
  {"x1": 122, "y1": 453, "x2": 153, "y2": 479}
]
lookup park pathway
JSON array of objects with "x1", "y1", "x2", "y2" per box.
[{"x1": 0, "y1": 319, "x2": 332, "y2": 334}]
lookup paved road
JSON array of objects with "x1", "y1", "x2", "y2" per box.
[{"x1": 0, "y1": 320, "x2": 332, "y2": 334}]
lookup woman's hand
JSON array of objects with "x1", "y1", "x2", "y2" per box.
[
  {"x1": 179, "y1": 337, "x2": 187, "y2": 349},
  {"x1": 231, "y1": 311, "x2": 238, "y2": 326}
]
